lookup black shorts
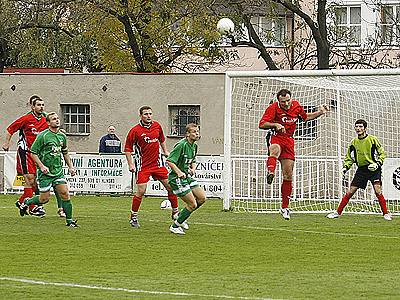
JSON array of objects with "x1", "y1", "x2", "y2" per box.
[{"x1": 351, "y1": 166, "x2": 381, "y2": 189}]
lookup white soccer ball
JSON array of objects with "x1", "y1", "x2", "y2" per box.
[
  {"x1": 160, "y1": 199, "x2": 171, "y2": 210},
  {"x1": 217, "y1": 18, "x2": 235, "y2": 35}
]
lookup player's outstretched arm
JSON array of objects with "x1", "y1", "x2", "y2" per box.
[{"x1": 306, "y1": 104, "x2": 329, "y2": 121}]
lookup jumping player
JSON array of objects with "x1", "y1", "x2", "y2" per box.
[
  {"x1": 124, "y1": 106, "x2": 180, "y2": 228},
  {"x1": 327, "y1": 119, "x2": 392, "y2": 220},
  {"x1": 259, "y1": 89, "x2": 329, "y2": 220}
]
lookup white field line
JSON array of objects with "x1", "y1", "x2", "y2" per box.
[{"x1": 0, "y1": 277, "x2": 276, "y2": 300}]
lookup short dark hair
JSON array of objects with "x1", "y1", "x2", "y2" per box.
[
  {"x1": 139, "y1": 106, "x2": 152, "y2": 115},
  {"x1": 355, "y1": 119, "x2": 367, "y2": 128},
  {"x1": 29, "y1": 95, "x2": 40, "y2": 104},
  {"x1": 277, "y1": 89, "x2": 291, "y2": 100},
  {"x1": 31, "y1": 97, "x2": 44, "y2": 106}
]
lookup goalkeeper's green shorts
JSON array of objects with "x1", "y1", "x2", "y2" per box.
[{"x1": 169, "y1": 176, "x2": 199, "y2": 197}]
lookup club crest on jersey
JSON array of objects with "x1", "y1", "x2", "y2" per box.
[
  {"x1": 144, "y1": 136, "x2": 159, "y2": 143},
  {"x1": 281, "y1": 116, "x2": 298, "y2": 123}
]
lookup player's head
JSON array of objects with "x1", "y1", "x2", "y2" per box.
[
  {"x1": 186, "y1": 123, "x2": 200, "y2": 142},
  {"x1": 29, "y1": 95, "x2": 41, "y2": 105},
  {"x1": 276, "y1": 89, "x2": 292, "y2": 110},
  {"x1": 139, "y1": 106, "x2": 153, "y2": 124},
  {"x1": 354, "y1": 119, "x2": 367, "y2": 136},
  {"x1": 108, "y1": 125, "x2": 116, "y2": 135},
  {"x1": 31, "y1": 97, "x2": 45, "y2": 115},
  {"x1": 46, "y1": 112, "x2": 60, "y2": 128}
]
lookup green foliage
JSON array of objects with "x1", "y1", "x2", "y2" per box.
[{"x1": 1, "y1": 195, "x2": 400, "y2": 299}]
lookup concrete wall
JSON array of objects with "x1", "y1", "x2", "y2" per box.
[{"x1": 0, "y1": 73, "x2": 225, "y2": 155}]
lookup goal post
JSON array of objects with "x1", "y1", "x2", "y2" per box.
[{"x1": 223, "y1": 69, "x2": 400, "y2": 214}]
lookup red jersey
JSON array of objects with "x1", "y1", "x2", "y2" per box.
[
  {"x1": 7, "y1": 112, "x2": 48, "y2": 151},
  {"x1": 124, "y1": 121, "x2": 166, "y2": 170},
  {"x1": 259, "y1": 100, "x2": 307, "y2": 137}
]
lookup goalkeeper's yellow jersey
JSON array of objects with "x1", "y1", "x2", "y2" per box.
[{"x1": 343, "y1": 134, "x2": 385, "y2": 169}]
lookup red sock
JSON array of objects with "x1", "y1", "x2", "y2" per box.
[
  {"x1": 376, "y1": 194, "x2": 388, "y2": 215},
  {"x1": 266, "y1": 157, "x2": 277, "y2": 174},
  {"x1": 131, "y1": 195, "x2": 142, "y2": 214},
  {"x1": 337, "y1": 193, "x2": 350, "y2": 214},
  {"x1": 281, "y1": 180, "x2": 292, "y2": 209},
  {"x1": 168, "y1": 193, "x2": 178, "y2": 209},
  {"x1": 19, "y1": 188, "x2": 35, "y2": 210}
]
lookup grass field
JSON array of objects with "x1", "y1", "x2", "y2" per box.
[{"x1": 1, "y1": 194, "x2": 399, "y2": 300}]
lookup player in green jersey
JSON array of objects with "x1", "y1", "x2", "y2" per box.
[
  {"x1": 327, "y1": 119, "x2": 392, "y2": 220},
  {"x1": 167, "y1": 123, "x2": 206, "y2": 235},
  {"x1": 19, "y1": 112, "x2": 79, "y2": 227}
]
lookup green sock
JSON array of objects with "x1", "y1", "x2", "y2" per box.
[
  {"x1": 173, "y1": 207, "x2": 192, "y2": 228},
  {"x1": 25, "y1": 195, "x2": 40, "y2": 206},
  {"x1": 62, "y1": 200, "x2": 73, "y2": 224},
  {"x1": 55, "y1": 191, "x2": 63, "y2": 209}
]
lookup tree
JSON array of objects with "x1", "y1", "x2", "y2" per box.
[{"x1": 79, "y1": 0, "x2": 237, "y2": 72}]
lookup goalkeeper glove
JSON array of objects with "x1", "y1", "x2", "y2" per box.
[
  {"x1": 368, "y1": 162, "x2": 379, "y2": 172},
  {"x1": 342, "y1": 167, "x2": 348, "y2": 175}
]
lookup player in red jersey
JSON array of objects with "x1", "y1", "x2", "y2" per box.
[
  {"x1": 124, "y1": 106, "x2": 179, "y2": 228},
  {"x1": 259, "y1": 89, "x2": 329, "y2": 220},
  {"x1": 2, "y1": 96, "x2": 48, "y2": 216}
]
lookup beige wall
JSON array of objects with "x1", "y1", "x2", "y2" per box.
[{"x1": 0, "y1": 73, "x2": 225, "y2": 155}]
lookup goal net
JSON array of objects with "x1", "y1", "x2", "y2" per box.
[{"x1": 223, "y1": 69, "x2": 400, "y2": 214}]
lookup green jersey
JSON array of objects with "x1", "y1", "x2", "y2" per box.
[
  {"x1": 30, "y1": 129, "x2": 68, "y2": 177},
  {"x1": 343, "y1": 134, "x2": 385, "y2": 170},
  {"x1": 167, "y1": 138, "x2": 198, "y2": 180}
]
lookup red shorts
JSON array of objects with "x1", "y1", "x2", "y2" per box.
[
  {"x1": 268, "y1": 135, "x2": 295, "y2": 160},
  {"x1": 16, "y1": 148, "x2": 37, "y2": 175},
  {"x1": 136, "y1": 166, "x2": 168, "y2": 184}
]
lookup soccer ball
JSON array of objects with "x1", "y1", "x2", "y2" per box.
[
  {"x1": 217, "y1": 18, "x2": 235, "y2": 35},
  {"x1": 160, "y1": 199, "x2": 171, "y2": 210}
]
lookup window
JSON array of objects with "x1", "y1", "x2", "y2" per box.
[
  {"x1": 380, "y1": 5, "x2": 400, "y2": 45},
  {"x1": 333, "y1": 6, "x2": 361, "y2": 45},
  {"x1": 169, "y1": 105, "x2": 200, "y2": 137},
  {"x1": 294, "y1": 106, "x2": 317, "y2": 140},
  {"x1": 61, "y1": 104, "x2": 90, "y2": 135},
  {"x1": 250, "y1": 16, "x2": 286, "y2": 46}
]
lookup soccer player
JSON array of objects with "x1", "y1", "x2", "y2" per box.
[
  {"x1": 124, "y1": 106, "x2": 180, "y2": 228},
  {"x1": 18, "y1": 112, "x2": 78, "y2": 227},
  {"x1": 259, "y1": 89, "x2": 329, "y2": 220},
  {"x1": 3, "y1": 96, "x2": 48, "y2": 217},
  {"x1": 327, "y1": 119, "x2": 392, "y2": 221},
  {"x1": 168, "y1": 123, "x2": 206, "y2": 235}
]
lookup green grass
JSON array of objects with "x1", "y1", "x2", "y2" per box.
[{"x1": 0, "y1": 194, "x2": 399, "y2": 300}]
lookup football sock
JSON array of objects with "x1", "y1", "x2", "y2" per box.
[
  {"x1": 24, "y1": 195, "x2": 40, "y2": 206},
  {"x1": 62, "y1": 200, "x2": 73, "y2": 223},
  {"x1": 337, "y1": 193, "x2": 351, "y2": 214},
  {"x1": 55, "y1": 191, "x2": 63, "y2": 209},
  {"x1": 173, "y1": 207, "x2": 192, "y2": 228},
  {"x1": 281, "y1": 180, "x2": 292, "y2": 209},
  {"x1": 168, "y1": 193, "x2": 178, "y2": 209},
  {"x1": 266, "y1": 157, "x2": 277, "y2": 174},
  {"x1": 131, "y1": 195, "x2": 142, "y2": 213},
  {"x1": 19, "y1": 187, "x2": 35, "y2": 210},
  {"x1": 376, "y1": 194, "x2": 388, "y2": 214}
]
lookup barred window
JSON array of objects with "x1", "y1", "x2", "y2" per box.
[
  {"x1": 294, "y1": 106, "x2": 317, "y2": 140},
  {"x1": 169, "y1": 105, "x2": 200, "y2": 137},
  {"x1": 60, "y1": 104, "x2": 91, "y2": 135}
]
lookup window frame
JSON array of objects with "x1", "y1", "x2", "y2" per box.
[
  {"x1": 168, "y1": 105, "x2": 201, "y2": 138},
  {"x1": 333, "y1": 6, "x2": 362, "y2": 46},
  {"x1": 60, "y1": 103, "x2": 91, "y2": 136}
]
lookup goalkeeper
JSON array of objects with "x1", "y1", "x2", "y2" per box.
[{"x1": 327, "y1": 119, "x2": 392, "y2": 220}]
